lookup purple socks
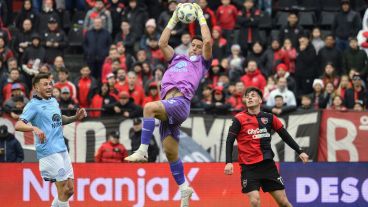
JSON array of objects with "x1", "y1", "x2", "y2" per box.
[
  {"x1": 141, "y1": 118, "x2": 155, "y2": 145},
  {"x1": 169, "y1": 159, "x2": 185, "y2": 185}
]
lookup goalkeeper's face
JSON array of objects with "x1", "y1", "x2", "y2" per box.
[
  {"x1": 35, "y1": 78, "x2": 53, "y2": 99},
  {"x1": 189, "y1": 39, "x2": 203, "y2": 56}
]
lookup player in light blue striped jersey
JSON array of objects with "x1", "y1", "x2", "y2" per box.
[{"x1": 15, "y1": 73, "x2": 87, "y2": 207}]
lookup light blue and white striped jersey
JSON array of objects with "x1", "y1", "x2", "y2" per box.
[{"x1": 20, "y1": 96, "x2": 67, "y2": 159}]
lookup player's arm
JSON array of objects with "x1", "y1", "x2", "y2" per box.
[
  {"x1": 273, "y1": 115, "x2": 309, "y2": 163},
  {"x1": 194, "y1": 3, "x2": 212, "y2": 60},
  {"x1": 159, "y1": 4, "x2": 181, "y2": 61},
  {"x1": 15, "y1": 120, "x2": 46, "y2": 142},
  {"x1": 62, "y1": 108, "x2": 87, "y2": 125},
  {"x1": 224, "y1": 118, "x2": 241, "y2": 175}
]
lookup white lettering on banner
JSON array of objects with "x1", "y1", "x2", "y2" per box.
[
  {"x1": 321, "y1": 177, "x2": 339, "y2": 203},
  {"x1": 359, "y1": 115, "x2": 368, "y2": 130},
  {"x1": 327, "y1": 118, "x2": 358, "y2": 161},
  {"x1": 296, "y1": 177, "x2": 319, "y2": 203},
  {"x1": 296, "y1": 177, "x2": 368, "y2": 203},
  {"x1": 75, "y1": 122, "x2": 106, "y2": 162},
  {"x1": 23, "y1": 168, "x2": 199, "y2": 205}
]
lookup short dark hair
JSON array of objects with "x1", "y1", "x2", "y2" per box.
[
  {"x1": 244, "y1": 87, "x2": 263, "y2": 98},
  {"x1": 275, "y1": 95, "x2": 283, "y2": 100},
  {"x1": 32, "y1": 73, "x2": 50, "y2": 86},
  {"x1": 192, "y1": 35, "x2": 203, "y2": 42},
  {"x1": 58, "y1": 67, "x2": 69, "y2": 74}
]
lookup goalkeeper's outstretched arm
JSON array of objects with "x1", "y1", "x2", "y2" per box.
[{"x1": 194, "y1": 3, "x2": 212, "y2": 60}]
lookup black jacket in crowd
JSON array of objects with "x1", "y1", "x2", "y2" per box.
[
  {"x1": 0, "y1": 133, "x2": 24, "y2": 162},
  {"x1": 22, "y1": 44, "x2": 46, "y2": 64},
  {"x1": 15, "y1": 3, "x2": 39, "y2": 29},
  {"x1": 279, "y1": 23, "x2": 304, "y2": 47},
  {"x1": 83, "y1": 28, "x2": 112, "y2": 62},
  {"x1": 332, "y1": 9, "x2": 361, "y2": 40},
  {"x1": 13, "y1": 29, "x2": 33, "y2": 56},
  {"x1": 344, "y1": 87, "x2": 367, "y2": 109},
  {"x1": 113, "y1": 98, "x2": 143, "y2": 118},
  {"x1": 129, "y1": 128, "x2": 159, "y2": 162},
  {"x1": 203, "y1": 90, "x2": 232, "y2": 115},
  {"x1": 318, "y1": 46, "x2": 343, "y2": 75},
  {"x1": 59, "y1": 97, "x2": 78, "y2": 116},
  {"x1": 42, "y1": 29, "x2": 68, "y2": 63},
  {"x1": 295, "y1": 44, "x2": 318, "y2": 78},
  {"x1": 236, "y1": 7, "x2": 262, "y2": 50},
  {"x1": 38, "y1": 9, "x2": 62, "y2": 33},
  {"x1": 121, "y1": 5, "x2": 148, "y2": 40},
  {"x1": 343, "y1": 47, "x2": 368, "y2": 76},
  {"x1": 157, "y1": 10, "x2": 185, "y2": 47},
  {"x1": 114, "y1": 31, "x2": 136, "y2": 56}
]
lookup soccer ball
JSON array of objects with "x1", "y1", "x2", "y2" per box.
[{"x1": 177, "y1": 3, "x2": 197, "y2": 24}]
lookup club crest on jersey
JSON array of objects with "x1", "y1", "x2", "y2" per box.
[
  {"x1": 261, "y1": 117, "x2": 268, "y2": 125},
  {"x1": 189, "y1": 55, "x2": 198, "y2": 61}
]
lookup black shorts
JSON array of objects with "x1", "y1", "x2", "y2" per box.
[{"x1": 240, "y1": 159, "x2": 285, "y2": 193}]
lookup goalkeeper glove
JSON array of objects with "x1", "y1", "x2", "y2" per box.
[
  {"x1": 167, "y1": 3, "x2": 182, "y2": 30},
  {"x1": 193, "y1": 3, "x2": 207, "y2": 26}
]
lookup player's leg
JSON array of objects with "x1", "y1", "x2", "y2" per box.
[
  {"x1": 55, "y1": 180, "x2": 71, "y2": 207},
  {"x1": 269, "y1": 190, "x2": 292, "y2": 207},
  {"x1": 163, "y1": 135, "x2": 193, "y2": 207},
  {"x1": 54, "y1": 151, "x2": 75, "y2": 207},
  {"x1": 246, "y1": 190, "x2": 261, "y2": 207},
  {"x1": 125, "y1": 100, "x2": 168, "y2": 162}
]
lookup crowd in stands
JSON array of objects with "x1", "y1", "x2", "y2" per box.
[{"x1": 0, "y1": 0, "x2": 367, "y2": 120}]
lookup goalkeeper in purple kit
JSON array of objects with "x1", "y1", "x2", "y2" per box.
[{"x1": 125, "y1": 3, "x2": 212, "y2": 207}]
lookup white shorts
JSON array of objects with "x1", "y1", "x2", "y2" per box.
[{"x1": 39, "y1": 151, "x2": 74, "y2": 182}]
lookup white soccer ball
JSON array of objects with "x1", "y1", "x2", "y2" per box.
[{"x1": 177, "y1": 3, "x2": 197, "y2": 24}]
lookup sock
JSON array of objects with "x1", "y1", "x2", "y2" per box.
[
  {"x1": 170, "y1": 159, "x2": 186, "y2": 186},
  {"x1": 51, "y1": 196, "x2": 58, "y2": 207},
  {"x1": 57, "y1": 200, "x2": 69, "y2": 207},
  {"x1": 140, "y1": 118, "x2": 155, "y2": 146}
]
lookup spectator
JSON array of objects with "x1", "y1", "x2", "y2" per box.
[
  {"x1": 311, "y1": 79, "x2": 325, "y2": 109},
  {"x1": 212, "y1": 26, "x2": 227, "y2": 60},
  {"x1": 262, "y1": 38, "x2": 290, "y2": 77},
  {"x1": 114, "y1": 21, "x2": 136, "y2": 56},
  {"x1": 38, "y1": 0, "x2": 61, "y2": 33},
  {"x1": 0, "y1": 125, "x2": 24, "y2": 162},
  {"x1": 107, "y1": 0, "x2": 125, "y2": 37},
  {"x1": 318, "y1": 34, "x2": 343, "y2": 75},
  {"x1": 343, "y1": 37, "x2": 368, "y2": 78},
  {"x1": 84, "y1": 0, "x2": 112, "y2": 33},
  {"x1": 52, "y1": 87, "x2": 61, "y2": 102},
  {"x1": 4, "y1": 84, "x2": 29, "y2": 113},
  {"x1": 114, "y1": 68, "x2": 128, "y2": 92},
  {"x1": 321, "y1": 63, "x2": 340, "y2": 88},
  {"x1": 0, "y1": 36, "x2": 13, "y2": 63},
  {"x1": 50, "y1": 56, "x2": 64, "y2": 82},
  {"x1": 227, "y1": 81, "x2": 246, "y2": 111},
  {"x1": 54, "y1": 68, "x2": 77, "y2": 101},
  {"x1": 189, "y1": 0, "x2": 216, "y2": 37},
  {"x1": 113, "y1": 91, "x2": 142, "y2": 118},
  {"x1": 75, "y1": 66, "x2": 98, "y2": 108},
  {"x1": 206, "y1": 59, "x2": 225, "y2": 88},
  {"x1": 216, "y1": 0, "x2": 238, "y2": 46},
  {"x1": 263, "y1": 76, "x2": 277, "y2": 102},
  {"x1": 83, "y1": 17, "x2": 112, "y2": 80},
  {"x1": 86, "y1": 0, "x2": 108, "y2": 8},
  {"x1": 131, "y1": 62, "x2": 144, "y2": 85},
  {"x1": 141, "y1": 62, "x2": 153, "y2": 85},
  {"x1": 279, "y1": 11, "x2": 304, "y2": 47},
  {"x1": 174, "y1": 33, "x2": 191, "y2": 56},
  {"x1": 295, "y1": 34, "x2": 318, "y2": 95},
  {"x1": 336, "y1": 75, "x2": 351, "y2": 98},
  {"x1": 59, "y1": 87, "x2": 78, "y2": 116},
  {"x1": 13, "y1": 19, "x2": 33, "y2": 59},
  {"x1": 204, "y1": 87, "x2": 232, "y2": 115},
  {"x1": 321, "y1": 82, "x2": 336, "y2": 109},
  {"x1": 121, "y1": 71, "x2": 145, "y2": 106},
  {"x1": 22, "y1": 33, "x2": 45, "y2": 65},
  {"x1": 0, "y1": 19, "x2": 10, "y2": 43},
  {"x1": 146, "y1": 36, "x2": 165, "y2": 65},
  {"x1": 236, "y1": 0, "x2": 262, "y2": 54},
  {"x1": 140, "y1": 19, "x2": 160, "y2": 50},
  {"x1": 157, "y1": 0, "x2": 185, "y2": 47},
  {"x1": 1, "y1": 72, "x2": 27, "y2": 103},
  {"x1": 200, "y1": 84, "x2": 213, "y2": 107},
  {"x1": 267, "y1": 77, "x2": 296, "y2": 107},
  {"x1": 297, "y1": 94, "x2": 314, "y2": 112},
  {"x1": 15, "y1": 0, "x2": 39, "y2": 30},
  {"x1": 143, "y1": 82, "x2": 160, "y2": 106},
  {"x1": 329, "y1": 95, "x2": 347, "y2": 111},
  {"x1": 95, "y1": 131, "x2": 128, "y2": 163},
  {"x1": 311, "y1": 27, "x2": 325, "y2": 55},
  {"x1": 42, "y1": 17, "x2": 67, "y2": 64},
  {"x1": 89, "y1": 83, "x2": 117, "y2": 117},
  {"x1": 282, "y1": 38, "x2": 297, "y2": 74},
  {"x1": 135, "y1": 49, "x2": 149, "y2": 64},
  {"x1": 116, "y1": 42, "x2": 135, "y2": 71},
  {"x1": 121, "y1": 0, "x2": 148, "y2": 40},
  {"x1": 353, "y1": 100, "x2": 364, "y2": 111},
  {"x1": 106, "y1": 73, "x2": 120, "y2": 100},
  {"x1": 101, "y1": 47, "x2": 121, "y2": 82},
  {"x1": 227, "y1": 44, "x2": 245, "y2": 82},
  {"x1": 264, "y1": 95, "x2": 296, "y2": 115},
  {"x1": 344, "y1": 74, "x2": 367, "y2": 109},
  {"x1": 274, "y1": 63, "x2": 296, "y2": 94},
  {"x1": 144, "y1": 65, "x2": 163, "y2": 92},
  {"x1": 247, "y1": 41, "x2": 264, "y2": 71},
  {"x1": 332, "y1": 0, "x2": 362, "y2": 51},
  {"x1": 240, "y1": 60, "x2": 266, "y2": 92},
  {"x1": 129, "y1": 118, "x2": 159, "y2": 162}
]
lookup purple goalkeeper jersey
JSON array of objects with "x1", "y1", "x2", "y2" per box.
[{"x1": 160, "y1": 54, "x2": 211, "y2": 100}]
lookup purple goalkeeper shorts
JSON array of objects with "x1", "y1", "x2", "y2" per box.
[{"x1": 159, "y1": 96, "x2": 191, "y2": 141}]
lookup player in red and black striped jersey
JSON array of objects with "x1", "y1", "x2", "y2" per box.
[{"x1": 224, "y1": 87, "x2": 309, "y2": 207}]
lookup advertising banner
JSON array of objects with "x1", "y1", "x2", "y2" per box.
[
  {"x1": 318, "y1": 111, "x2": 368, "y2": 161},
  {"x1": 0, "y1": 163, "x2": 277, "y2": 207},
  {"x1": 281, "y1": 162, "x2": 368, "y2": 207}
]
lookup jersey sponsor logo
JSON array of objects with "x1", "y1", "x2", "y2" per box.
[
  {"x1": 247, "y1": 128, "x2": 271, "y2": 139},
  {"x1": 51, "y1": 114, "x2": 62, "y2": 128},
  {"x1": 261, "y1": 117, "x2": 268, "y2": 125},
  {"x1": 172, "y1": 61, "x2": 188, "y2": 72}
]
